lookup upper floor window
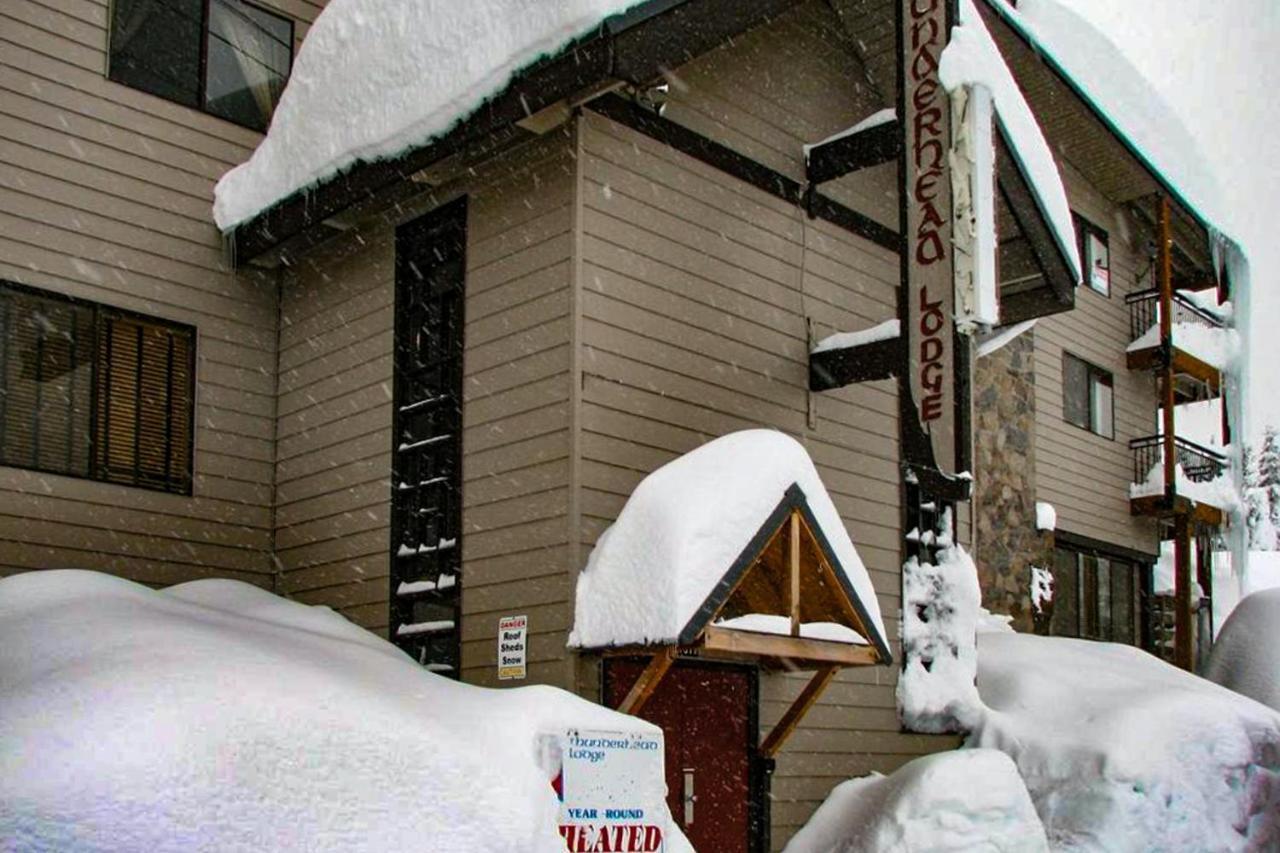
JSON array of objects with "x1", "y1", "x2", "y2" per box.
[
  {"x1": 1063, "y1": 352, "x2": 1114, "y2": 439},
  {"x1": 1074, "y1": 213, "x2": 1111, "y2": 296},
  {"x1": 108, "y1": 0, "x2": 293, "y2": 132},
  {"x1": 0, "y1": 282, "x2": 196, "y2": 495}
]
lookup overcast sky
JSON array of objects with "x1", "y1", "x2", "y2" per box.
[{"x1": 1058, "y1": 0, "x2": 1280, "y2": 442}]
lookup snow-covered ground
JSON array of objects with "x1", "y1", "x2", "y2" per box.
[
  {"x1": 971, "y1": 624, "x2": 1280, "y2": 851},
  {"x1": 0, "y1": 571, "x2": 685, "y2": 852},
  {"x1": 784, "y1": 749, "x2": 1049, "y2": 853}
]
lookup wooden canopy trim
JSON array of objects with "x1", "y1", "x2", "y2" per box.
[
  {"x1": 759, "y1": 665, "x2": 838, "y2": 758},
  {"x1": 675, "y1": 483, "x2": 892, "y2": 664}
]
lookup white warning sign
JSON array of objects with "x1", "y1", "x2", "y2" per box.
[{"x1": 497, "y1": 614, "x2": 527, "y2": 680}]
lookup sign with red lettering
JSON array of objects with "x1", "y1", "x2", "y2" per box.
[
  {"x1": 541, "y1": 729, "x2": 670, "y2": 852},
  {"x1": 497, "y1": 614, "x2": 527, "y2": 680},
  {"x1": 899, "y1": 0, "x2": 970, "y2": 490}
]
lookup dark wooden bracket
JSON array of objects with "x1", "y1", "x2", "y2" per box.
[
  {"x1": 805, "y1": 118, "x2": 900, "y2": 186},
  {"x1": 809, "y1": 336, "x2": 903, "y2": 391}
]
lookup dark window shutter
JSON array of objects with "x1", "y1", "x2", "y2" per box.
[
  {"x1": 94, "y1": 314, "x2": 194, "y2": 494},
  {"x1": 0, "y1": 287, "x2": 94, "y2": 477}
]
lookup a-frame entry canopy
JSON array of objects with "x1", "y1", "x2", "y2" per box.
[{"x1": 585, "y1": 484, "x2": 891, "y2": 759}]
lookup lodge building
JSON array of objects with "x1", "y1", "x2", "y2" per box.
[{"x1": 0, "y1": 0, "x2": 1241, "y2": 849}]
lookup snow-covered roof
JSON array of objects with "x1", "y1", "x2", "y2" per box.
[
  {"x1": 568, "y1": 430, "x2": 888, "y2": 654},
  {"x1": 943, "y1": 0, "x2": 1082, "y2": 285},
  {"x1": 0, "y1": 570, "x2": 664, "y2": 850},
  {"x1": 213, "y1": 0, "x2": 644, "y2": 231},
  {"x1": 983, "y1": 0, "x2": 1235, "y2": 244}
]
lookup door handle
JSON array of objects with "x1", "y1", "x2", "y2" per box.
[{"x1": 683, "y1": 767, "x2": 696, "y2": 826}]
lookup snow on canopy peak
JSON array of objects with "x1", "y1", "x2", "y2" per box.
[
  {"x1": 569, "y1": 430, "x2": 886, "y2": 651},
  {"x1": 987, "y1": 0, "x2": 1235, "y2": 243},
  {"x1": 212, "y1": 0, "x2": 645, "y2": 231}
]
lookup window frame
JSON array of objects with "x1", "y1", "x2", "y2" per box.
[
  {"x1": 106, "y1": 0, "x2": 294, "y2": 133},
  {"x1": 1072, "y1": 212, "x2": 1111, "y2": 297},
  {"x1": 1049, "y1": 537, "x2": 1144, "y2": 647},
  {"x1": 1062, "y1": 351, "x2": 1115, "y2": 440},
  {"x1": 0, "y1": 280, "x2": 197, "y2": 496}
]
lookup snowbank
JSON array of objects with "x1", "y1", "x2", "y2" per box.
[
  {"x1": 569, "y1": 430, "x2": 887, "y2": 651},
  {"x1": 0, "y1": 571, "x2": 666, "y2": 851},
  {"x1": 898, "y1": 514, "x2": 983, "y2": 734},
  {"x1": 972, "y1": 630, "x2": 1280, "y2": 851},
  {"x1": 213, "y1": 0, "x2": 643, "y2": 230},
  {"x1": 1205, "y1": 588, "x2": 1280, "y2": 713},
  {"x1": 784, "y1": 749, "x2": 1048, "y2": 853},
  {"x1": 941, "y1": 0, "x2": 1082, "y2": 285}
]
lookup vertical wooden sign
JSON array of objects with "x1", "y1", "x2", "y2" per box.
[{"x1": 898, "y1": 0, "x2": 971, "y2": 498}]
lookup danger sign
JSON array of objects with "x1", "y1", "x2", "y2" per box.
[{"x1": 497, "y1": 614, "x2": 527, "y2": 680}]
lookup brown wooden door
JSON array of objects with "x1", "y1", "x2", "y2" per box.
[{"x1": 605, "y1": 659, "x2": 755, "y2": 852}]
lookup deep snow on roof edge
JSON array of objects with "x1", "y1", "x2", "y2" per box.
[
  {"x1": 568, "y1": 430, "x2": 888, "y2": 652},
  {"x1": 212, "y1": 0, "x2": 645, "y2": 231}
]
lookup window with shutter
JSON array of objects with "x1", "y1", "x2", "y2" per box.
[{"x1": 0, "y1": 282, "x2": 195, "y2": 495}]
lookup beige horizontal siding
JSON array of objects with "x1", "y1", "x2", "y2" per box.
[
  {"x1": 576, "y1": 5, "x2": 961, "y2": 842},
  {"x1": 274, "y1": 133, "x2": 578, "y2": 663},
  {"x1": 1035, "y1": 160, "x2": 1160, "y2": 555},
  {"x1": 0, "y1": 0, "x2": 326, "y2": 587}
]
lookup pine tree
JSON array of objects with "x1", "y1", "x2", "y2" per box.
[
  {"x1": 1258, "y1": 427, "x2": 1280, "y2": 549},
  {"x1": 1241, "y1": 442, "x2": 1257, "y2": 490}
]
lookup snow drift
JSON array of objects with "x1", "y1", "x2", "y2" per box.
[
  {"x1": 569, "y1": 430, "x2": 887, "y2": 651},
  {"x1": 784, "y1": 749, "x2": 1048, "y2": 853},
  {"x1": 972, "y1": 625, "x2": 1280, "y2": 851},
  {"x1": 0, "y1": 571, "x2": 667, "y2": 851},
  {"x1": 1205, "y1": 587, "x2": 1280, "y2": 714}
]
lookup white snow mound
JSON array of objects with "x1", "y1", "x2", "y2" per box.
[
  {"x1": 972, "y1": 631, "x2": 1280, "y2": 851},
  {"x1": 783, "y1": 749, "x2": 1048, "y2": 853},
  {"x1": 1205, "y1": 587, "x2": 1280, "y2": 714},
  {"x1": 213, "y1": 0, "x2": 643, "y2": 230},
  {"x1": 569, "y1": 430, "x2": 886, "y2": 650},
  {"x1": 0, "y1": 570, "x2": 662, "y2": 852}
]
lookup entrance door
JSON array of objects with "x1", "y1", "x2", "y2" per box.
[{"x1": 605, "y1": 659, "x2": 756, "y2": 853}]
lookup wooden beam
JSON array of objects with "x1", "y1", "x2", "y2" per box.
[
  {"x1": 809, "y1": 335, "x2": 902, "y2": 391},
  {"x1": 616, "y1": 647, "x2": 677, "y2": 715},
  {"x1": 699, "y1": 626, "x2": 879, "y2": 667},
  {"x1": 805, "y1": 119, "x2": 900, "y2": 185},
  {"x1": 759, "y1": 665, "x2": 839, "y2": 758},
  {"x1": 1158, "y1": 195, "x2": 1178, "y2": 508},
  {"x1": 1174, "y1": 514, "x2": 1194, "y2": 671},
  {"x1": 789, "y1": 510, "x2": 801, "y2": 637}
]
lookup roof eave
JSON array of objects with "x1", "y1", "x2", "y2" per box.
[{"x1": 225, "y1": 0, "x2": 805, "y2": 265}]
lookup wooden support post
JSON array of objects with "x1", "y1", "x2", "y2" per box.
[
  {"x1": 1157, "y1": 195, "x2": 1177, "y2": 506},
  {"x1": 759, "y1": 665, "x2": 839, "y2": 759},
  {"x1": 1174, "y1": 514, "x2": 1194, "y2": 671},
  {"x1": 617, "y1": 647, "x2": 676, "y2": 716},
  {"x1": 789, "y1": 510, "x2": 802, "y2": 637}
]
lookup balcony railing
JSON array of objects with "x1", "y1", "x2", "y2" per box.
[
  {"x1": 1126, "y1": 288, "x2": 1225, "y2": 345},
  {"x1": 1130, "y1": 434, "x2": 1227, "y2": 489}
]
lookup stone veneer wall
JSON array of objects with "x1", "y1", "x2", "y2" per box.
[{"x1": 973, "y1": 332, "x2": 1052, "y2": 631}]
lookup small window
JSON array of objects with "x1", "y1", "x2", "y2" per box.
[
  {"x1": 109, "y1": 0, "x2": 293, "y2": 132},
  {"x1": 1073, "y1": 213, "x2": 1111, "y2": 296},
  {"x1": 1063, "y1": 352, "x2": 1113, "y2": 439},
  {"x1": 0, "y1": 282, "x2": 195, "y2": 495}
]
